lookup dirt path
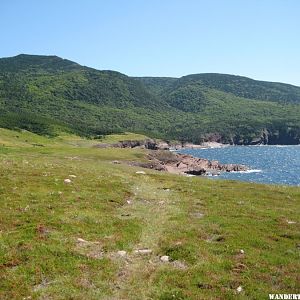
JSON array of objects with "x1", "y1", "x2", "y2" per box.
[{"x1": 109, "y1": 174, "x2": 181, "y2": 299}]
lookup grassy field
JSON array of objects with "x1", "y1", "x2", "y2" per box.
[{"x1": 0, "y1": 129, "x2": 299, "y2": 299}]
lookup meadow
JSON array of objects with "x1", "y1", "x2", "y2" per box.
[{"x1": 0, "y1": 129, "x2": 299, "y2": 299}]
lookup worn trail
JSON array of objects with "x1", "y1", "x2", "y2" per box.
[{"x1": 109, "y1": 173, "x2": 182, "y2": 299}]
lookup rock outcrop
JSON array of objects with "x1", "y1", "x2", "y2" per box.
[
  {"x1": 232, "y1": 128, "x2": 300, "y2": 145},
  {"x1": 132, "y1": 151, "x2": 248, "y2": 176},
  {"x1": 94, "y1": 139, "x2": 169, "y2": 150},
  {"x1": 95, "y1": 139, "x2": 228, "y2": 150},
  {"x1": 96, "y1": 139, "x2": 248, "y2": 176}
]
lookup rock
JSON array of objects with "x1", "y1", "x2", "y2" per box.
[
  {"x1": 95, "y1": 139, "x2": 157, "y2": 149},
  {"x1": 191, "y1": 212, "x2": 204, "y2": 219},
  {"x1": 287, "y1": 220, "x2": 296, "y2": 224},
  {"x1": 112, "y1": 160, "x2": 120, "y2": 164},
  {"x1": 143, "y1": 151, "x2": 248, "y2": 176},
  {"x1": 182, "y1": 143, "x2": 205, "y2": 149},
  {"x1": 94, "y1": 138, "x2": 173, "y2": 150},
  {"x1": 76, "y1": 238, "x2": 100, "y2": 244},
  {"x1": 131, "y1": 159, "x2": 166, "y2": 171},
  {"x1": 240, "y1": 249, "x2": 245, "y2": 254},
  {"x1": 185, "y1": 169, "x2": 206, "y2": 176},
  {"x1": 77, "y1": 238, "x2": 87, "y2": 243},
  {"x1": 236, "y1": 286, "x2": 243, "y2": 293},
  {"x1": 156, "y1": 142, "x2": 170, "y2": 150},
  {"x1": 136, "y1": 171, "x2": 146, "y2": 174},
  {"x1": 64, "y1": 178, "x2": 72, "y2": 184},
  {"x1": 117, "y1": 250, "x2": 127, "y2": 257},
  {"x1": 172, "y1": 260, "x2": 188, "y2": 270},
  {"x1": 160, "y1": 255, "x2": 170, "y2": 262},
  {"x1": 134, "y1": 249, "x2": 152, "y2": 255},
  {"x1": 69, "y1": 174, "x2": 76, "y2": 178}
]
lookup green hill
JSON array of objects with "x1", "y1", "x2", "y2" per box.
[{"x1": 1, "y1": 54, "x2": 300, "y2": 144}]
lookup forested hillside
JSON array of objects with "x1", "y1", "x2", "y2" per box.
[{"x1": 0, "y1": 54, "x2": 300, "y2": 144}]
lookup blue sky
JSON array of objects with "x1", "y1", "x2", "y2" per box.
[{"x1": 1, "y1": 0, "x2": 300, "y2": 85}]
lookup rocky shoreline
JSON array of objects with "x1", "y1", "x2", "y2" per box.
[
  {"x1": 94, "y1": 138, "x2": 228, "y2": 151},
  {"x1": 130, "y1": 151, "x2": 248, "y2": 176},
  {"x1": 95, "y1": 139, "x2": 248, "y2": 176}
]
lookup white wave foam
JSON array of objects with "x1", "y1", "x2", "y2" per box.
[
  {"x1": 236, "y1": 169, "x2": 262, "y2": 174},
  {"x1": 273, "y1": 145, "x2": 289, "y2": 148}
]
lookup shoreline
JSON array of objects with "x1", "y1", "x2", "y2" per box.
[
  {"x1": 95, "y1": 138, "x2": 300, "y2": 151},
  {"x1": 130, "y1": 150, "x2": 249, "y2": 177},
  {"x1": 95, "y1": 139, "x2": 248, "y2": 176},
  {"x1": 174, "y1": 143, "x2": 300, "y2": 149},
  {"x1": 95, "y1": 138, "x2": 299, "y2": 179}
]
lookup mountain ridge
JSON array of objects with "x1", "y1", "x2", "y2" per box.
[{"x1": 0, "y1": 54, "x2": 300, "y2": 144}]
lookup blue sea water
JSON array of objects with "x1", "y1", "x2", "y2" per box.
[{"x1": 178, "y1": 145, "x2": 300, "y2": 186}]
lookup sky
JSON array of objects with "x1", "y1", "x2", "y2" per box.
[{"x1": 1, "y1": 0, "x2": 300, "y2": 85}]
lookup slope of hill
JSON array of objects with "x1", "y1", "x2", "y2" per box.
[
  {"x1": 0, "y1": 54, "x2": 300, "y2": 144},
  {"x1": 174, "y1": 73, "x2": 300, "y2": 104},
  {"x1": 0, "y1": 129, "x2": 299, "y2": 299}
]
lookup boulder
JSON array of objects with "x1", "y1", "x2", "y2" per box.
[{"x1": 160, "y1": 255, "x2": 170, "y2": 262}]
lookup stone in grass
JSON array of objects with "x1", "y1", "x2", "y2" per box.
[
  {"x1": 236, "y1": 286, "x2": 243, "y2": 293},
  {"x1": 134, "y1": 249, "x2": 152, "y2": 255},
  {"x1": 69, "y1": 174, "x2": 77, "y2": 178},
  {"x1": 191, "y1": 212, "x2": 204, "y2": 219},
  {"x1": 287, "y1": 220, "x2": 296, "y2": 224},
  {"x1": 136, "y1": 171, "x2": 146, "y2": 175},
  {"x1": 160, "y1": 255, "x2": 170, "y2": 262},
  {"x1": 77, "y1": 238, "x2": 100, "y2": 245},
  {"x1": 117, "y1": 250, "x2": 127, "y2": 257},
  {"x1": 64, "y1": 178, "x2": 72, "y2": 184},
  {"x1": 77, "y1": 238, "x2": 88, "y2": 243},
  {"x1": 171, "y1": 260, "x2": 188, "y2": 270}
]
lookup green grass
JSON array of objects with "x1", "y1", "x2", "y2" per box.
[
  {"x1": 97, "y1": 132, "x2": 149, "y2": 143},
  {"x1": 0, "y1": 128, "x2": 148, "y2": 149},
  {"x1": 0, "y1": 129, "x2": 299, "y2": 299}
]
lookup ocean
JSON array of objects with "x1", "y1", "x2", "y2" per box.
[{"x1": 178, "y1": 145, "x2": 300, "y2": 186}]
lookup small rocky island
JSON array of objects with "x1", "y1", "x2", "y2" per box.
[{"x1": 96, "y1": 139, "x2": 248, "y2": 176}]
